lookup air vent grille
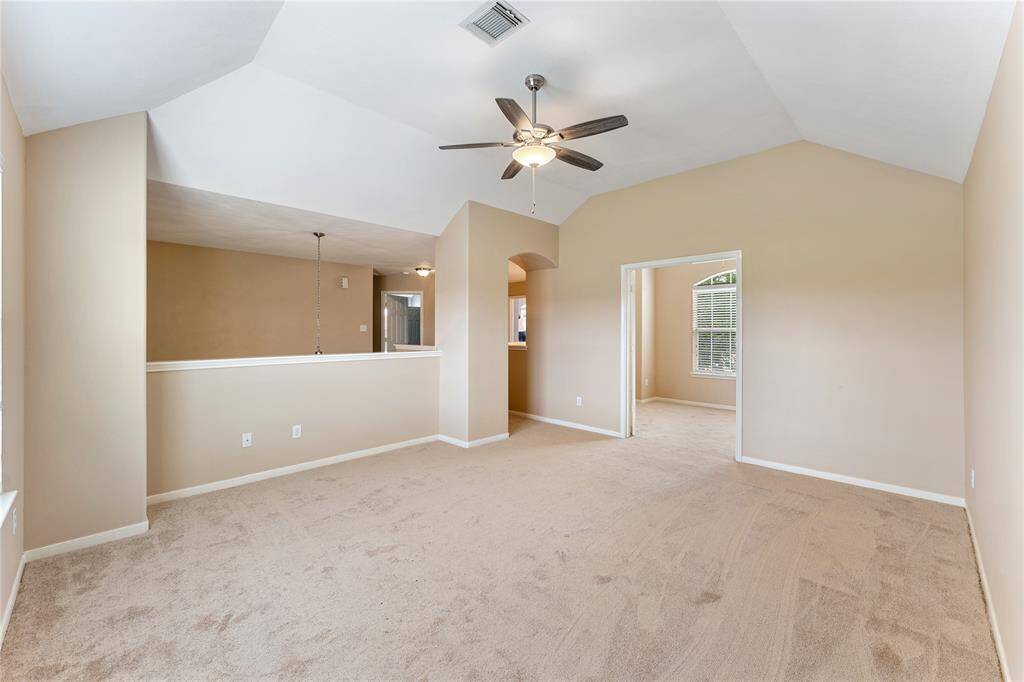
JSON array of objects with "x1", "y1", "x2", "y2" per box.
[{"x1": 461, "y1": 2, "x2": 530, "y2": 46}]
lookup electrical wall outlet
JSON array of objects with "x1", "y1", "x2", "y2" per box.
[
  {"x1": 292, "y1": 424, "x2": 302, "y2": 439},
  {"x1": 359, "y1": 324, "x2": 368, "y2": 332},
  {"x1": 576, "y1": 396, "x2": 583, "y2": 407},
  {"x1": 644, "y1": 378, "x2": 649, "y2": 386},
  {"x1": 340, "y1": 277, "x2": 349, "y2": 289},
  {"x1": 971, "y1": 468, "x2": 975, "y2": 489},
  {"x1": 242, "y1": 432, "x2": 253, "y2": 448}
]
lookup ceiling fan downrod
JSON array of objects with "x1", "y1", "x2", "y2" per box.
[{"x1": 525, "y1": 73, "x2": 545, "y2": 125}]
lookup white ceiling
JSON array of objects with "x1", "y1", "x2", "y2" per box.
[
  {"x1": 720, "y1": 2, "x2": 1015, "y2": 182},
  {"x1": 2, "y1": 1, "x2": 283, "y2": 136},
  {"x1": 3, "y1": 1, "x2": 1015, "y2": 241},
  {"x1": 148, "y1": 181, "x2": 435, "y2": 274}
]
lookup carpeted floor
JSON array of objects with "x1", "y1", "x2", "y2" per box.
[{"x1": 1, "y1": 403, "x2": 1000, "y2": 680}]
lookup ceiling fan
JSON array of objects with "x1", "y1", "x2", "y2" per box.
[{"x1": 438, "y1": 74, "x2": 628, "y2": 181}]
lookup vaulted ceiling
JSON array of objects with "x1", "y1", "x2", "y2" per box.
[{"x1": 3, "y1": 1, "x2": 1015, "y2": 238}]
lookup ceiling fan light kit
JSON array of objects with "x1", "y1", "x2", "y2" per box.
[
  {"x1": 512, "y1": 143, "x2": 555, "y2": 167},
  {"x1": 439, "y1": 73, "x2": 628, "y2": 212}
]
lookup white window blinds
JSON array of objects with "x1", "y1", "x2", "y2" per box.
[{"x1": 692, "y1": 278, "x2": 737, "y2": 377}]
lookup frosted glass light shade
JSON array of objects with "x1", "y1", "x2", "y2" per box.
[{"x1": 512, "y1": 144, "x2": 556, "y2": 167}]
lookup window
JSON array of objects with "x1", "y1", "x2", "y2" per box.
[
  {"x1": 692, "y1": 270, "x2": 736, "y2": 377},
  {"x1": 509, "y1": 296, "x2": 526, "y2": 344}
]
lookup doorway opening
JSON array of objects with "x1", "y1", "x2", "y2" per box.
[
  {"x1": 620, "y1": 251, "x2": 742, "y2": 462},
  {"x1": 507, "y1": 259, "x2": 528, "y2": 419},
  {"x1": 381, "y1": 291, "x2": 423, "y2": 351}
]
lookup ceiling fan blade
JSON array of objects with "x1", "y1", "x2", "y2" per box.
[
  {"x1": 501, "y1": 159, "x2": 523, "y2": 179},
  {"x1": 553, "y1": 146, "x2": 603, "y2": 171},
  {"x1": 496, "y1": 98, "x2": 532, "y2": 131},
  {"x1": 439, "y1": 142, "x2": 515, "y2": 150},
  {"x1": 553, "y1": 115, "x2": 628, "y2": 141}
]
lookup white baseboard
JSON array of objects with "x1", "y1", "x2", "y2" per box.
[
  {"x1": 740, "y1": 456, "x2": 965, "y2": 507},
  {"x1": 0, "y1": 552, "x2": 26, "y2": 648},
  {"x1": 965, "y1": 505, "x2": 1010, "y2": 681},
  {"x1": 651, "y1": 396, "x2": 736, "y2": 411},
  {"x1": 438, "y1": 432, "x2": 509, "y2": 448},
  {"x1": 148, "y1": 434, "x2": 440, "y2": 505},
  {"x1": 509, "y1": 411, "x2": 625, "y2": 439},
  {"x1": 638, "y1": 397, "x2": 657, "y2": 404},
  {"x1": 24, "y1": 520, "x2": 150, "y2": 563}
]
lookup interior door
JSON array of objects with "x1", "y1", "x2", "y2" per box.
[{"x1": 383, "y1": 293, "x2": 411, "y2": 351}]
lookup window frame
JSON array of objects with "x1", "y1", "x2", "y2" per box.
[{"x1": 692, "y1": 271, "x2": 737, "y2": 379}]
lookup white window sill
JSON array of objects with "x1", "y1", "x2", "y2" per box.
[
  {"x1": 508, "y1": 343, "x2": 527, "y2": 351},
  {"x1": 691, "y1": 372, "x2": 736, "y2": 381},
  {"x1": 0, "y1": 490, "x2": 17, "y2": 527}
]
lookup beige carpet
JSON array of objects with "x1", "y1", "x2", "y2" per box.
[{"x1": 1, "y1": 403, "x2": 999, "y2": 680}]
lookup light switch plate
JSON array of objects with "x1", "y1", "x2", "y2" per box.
[
  {"x1": 242, "y1": 432, "x2": 253, "y2": 448},
  {"x1": 292, "y1": 424, "x2": 302, "y2": 439},
  {"x1": 359, "y1": 324, "x2": 368, "y2": 332}
]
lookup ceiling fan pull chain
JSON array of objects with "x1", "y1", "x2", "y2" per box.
[
  {"x1": 531, "y1": 167, "x2": 536, "y2": 215},
  {"x1": 313, "y1": 232, "x2": 325, "y2": 355}
]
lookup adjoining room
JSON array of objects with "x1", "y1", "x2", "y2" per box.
[{"x1": 628, "y1": 256, "x2": 738, "y2": 460}]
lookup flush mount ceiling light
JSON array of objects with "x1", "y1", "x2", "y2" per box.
[
  {"x1": 439, "y1": 74, "x2": 628, "y2": 212},
  {"x1": 414, "y1": 267, "x2": 432, "y2": 277}
]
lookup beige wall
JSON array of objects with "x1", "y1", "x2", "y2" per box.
[
  {"x1": 436, "y1": 205, "x2": 470, "y2": 441},
  {"x1": 25, "y1": 113, "x2": 149, "y2": 550},
  {"x1": 436, "y1": 202, "x2": 557, "y2": 442},
  {"x1": 466, "y1": 203, "x2": 557, "y2": 441},
  {"x1": 373, "y1": 272, "x2": 435, "y2": 351},
  {"x1": 528, "y1": 141, "x2": 965, "y2": 497},
  {"x1": 1, "y1": 76, "x2": 26, "y2": 633},
  {"x1": 638, "y1": 268, "x2": 656, "y2": 401},
  {"x1": 148, "y1": 241, "x2": 372, "y2": 361},
  {"x1": 508, "y1": 347, "x2": 528, "y2": 413},
  {"x1": 148, "y1": 356, "x2": 440, "y2": 495},
  {"x1": 963, "y1": 3, "x2": 1023, "y2": 678},
  {"x1": 654, "y1": 260, "x2": 737, "y2": 407}
]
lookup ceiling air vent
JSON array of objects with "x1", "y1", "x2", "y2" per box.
[{"x1": 461, "y1": 2, "x2": 530, "y2": 46}]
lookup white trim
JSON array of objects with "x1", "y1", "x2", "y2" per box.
[
  {"x1": 147, "y1": 350, "x2": 441, "y2": 373},
  {"x1": 638, "y1": 397, "x2": 657, "y2": 404},
  {"x1": 651, "y1": 397, "x2": 736, "y2": 411},
  {"x1": 382, "y1": 290, "x2": 426, "y2": 352},
  {"x1": 690, "y1": 372, "x2": 736, "y2": 381},
  {"x1": 620, "y1": 251, "x2": 742, "y2": 461},
  {"x1": 437, "y1": 432, "x2": 510, "y2": 448},
  {"x1": 0, "y1": 490, "x2": 17, "y2": 527},
  {"x1": 509, "y1": 294, "x2": 527, "y2": 344},
  {"x1": 740, "y1": 456, "x2": 965, "y2": 507},
  {"x1": 147, "y1": 435, "x2": 440, "y2": 504},
  {"x1": 24, "y1": 520, "x2": 150, "y2": 562},
  {"x1": 509, "y1": 411, "x2": 625, "y2": 439},
  {"x1": 965, "y1": 505, "x2": 1010, "y2": 681},
  {"x1": 0, "y1": 552, "x2": 26, "y2": 648}
]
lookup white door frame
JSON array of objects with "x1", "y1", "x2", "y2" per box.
[
  {"x1": 381, "y1": 290, "x2": 425, "y2": 351},
  {"x1": 619, "y1": 250, "x2": 743, "y2": 461}
]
